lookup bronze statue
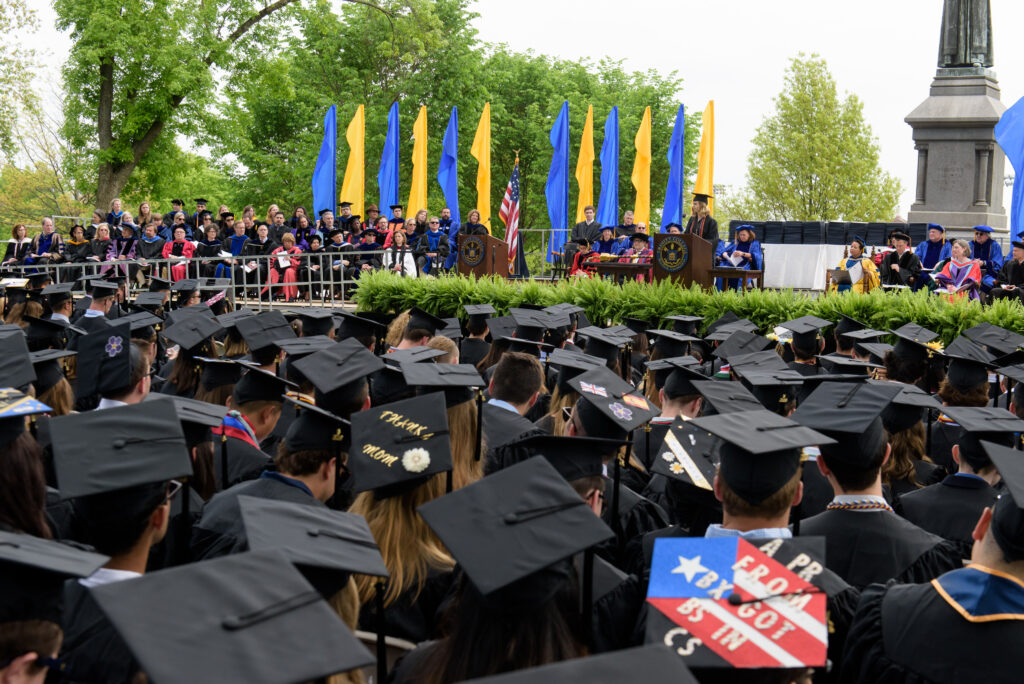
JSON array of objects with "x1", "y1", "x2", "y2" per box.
[{"x1": 939, "y1": 0, "x2": 993, "y2": 68}]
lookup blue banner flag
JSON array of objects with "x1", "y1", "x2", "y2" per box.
[
  {"x1": 996, "y1": 96, "x2": 1024, "y2": 240},
  {"x1": 311, "y1": 105, "x2": 337, "y2": 219},
  {"x1": 378, "y1": 102, "x2": 400, "y2": 220},
  {"x1": 661, "y1": 104, "x2": 686, "y2": 231},
  {"x1": 546, "y1": 101, "x2": 570, "y2": 263},
  {"x1": 596, "y1": 106, "x2": 619, "y2": 229},
  {"x1": 437, "y1": 106, "x2": 461, "y2": 227}
]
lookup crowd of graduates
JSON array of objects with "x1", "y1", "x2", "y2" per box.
[{"x1": 1, "y1": 258, "x2": 1023, "y2": 683}]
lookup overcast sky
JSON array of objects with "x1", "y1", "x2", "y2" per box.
[{"x1": 29, "y1": 0, "x2": 1024, "y2": 216}]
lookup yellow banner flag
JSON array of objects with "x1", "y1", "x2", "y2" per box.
[
  {"x1": 339, "y1": 104, "x2": 365, "y2": 218},
  {"x1": 631, "y1": 106, "x2": 652, "y2": 226},
  {"x1": 574, "y1": 104, "x2": 595, "y2": 223},
  {"x1": 693, "y1": 100, "x2": 715, "y2": 214},
  {"x1": 470, "y1": 103, "x2": 491, "y2": 227},
  {"x1": 407, "y1": 105, "x2": 428, "y2": 215}
]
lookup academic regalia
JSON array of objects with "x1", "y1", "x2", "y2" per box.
[
  {"x1": 597, "y1": 482, "x2": 670, "y2": 570},
  {"x1": 899, "y1": 473, "x2": 998, "y2": 546},
  {"x1": 190, "y1": 473, "x2": 326, "y2": 561},
  {"x1": 800, "y1": 509, "x2": 962, "y2": 588},
  {"x1": 60, "y1": 581, "x2": 141, "y2": 683},
  {"x1": 841, "y1": 566, "x2": 1024, "y2": 684},
  {"x1": 481, "y1": 402, "x2": 545, "y2": 473},
  {"x1": 969, "y1": 236, "x2": 1004, "y2": 290},
  {"x1": 631, "y1": 419, "x2": 671, "y2": 470},
  {"x1": 929, "y1": 416, "x2": 964, "y2": 472},
  {"x1": 934, "y1": 257, "x2": 983, "y2": 300},
  {"x1": 211, "y1": 414, "x2": 273, "y2": 490},
  {"x1": 880, "y1": 248, "x2": 922, "y2": 286},
  {"x1": 914, "y1": 236, "x2": 951, "y2": 270},
  {"x1": 830, "y1": 254, "x2": 880, "y2": 293},
  {"x1": 888, "y1": 459, "x2": 942, "y2": 497},
  {"x1": 357, "y1": 568, "x2": 455, "y2": 644},
  {"x1": 684, "y1": 214, "x2": 718, "y2": 246},
  {"x1": 640, "y1": 473, "x2": 721, "y2": 537},
  {"x1": 459, "y1": 336, "x2": 490, "y2": 368}
]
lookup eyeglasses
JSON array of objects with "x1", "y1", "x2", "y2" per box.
[
  {"x1": 430, "y1": 220, "x2": 439, "y2": 224},
  {"x1": 163, "y1": 479, "x2": 183, "y2": 504}
]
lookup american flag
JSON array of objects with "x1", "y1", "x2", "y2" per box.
[{"x1": 499, "y1": 160, "x2": 521, "y2": 275}]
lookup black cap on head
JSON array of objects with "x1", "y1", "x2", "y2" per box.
[
  {"x1": 647, "y1": 329, "x2": 700, "y2": 358},
  {"x1": 282, "y1": 399, "x2": 350, "y2": 454},
  {"x1": 232, "y1": 367, "x2": 293, "y2": 405},
  {"x1": 27, "y1": 272, "x2": 52, "y2": 289},
  {"x1": 728, "y1": 350, "x2": 789, "y2": 374},
  {"x1": 89, "y1": 279, "x2": 118, "y2": 298},
  {"x1": 834, "y1": 315, "x2": 867, "y2": 338},
  {"x1": 713, "y1": 330, "x2": 774, "y2": 363},
  {"x1": 780, "y1": 314, "x2": 832, "y2": 348},
  {"x1": 691, "y1": 379, "x2": 763, "y2": 415},
  {"x1": 739, "y1": 370, "x2": 805, "y2": 410},
  {"x1": 0, "y1": 389, "x2": 50, "y2": 448},
  {"x1": 30, "y1": 349, "x2": 74, "y2": 394},
  {"x1": 296, "y1": 309, "x2": 335, "y2": 337},
  {"x1": 790, "y1": 381, "x2": 902, "y2": 465},
  {"x1": 216, "y1": 308, "x2": 256, "y2": 331},
  {"x1": 547, "y1": 348, "x2": 606, "y2": 394},
  {"x1": 335, "y1": 310, "x2": 386, "y2": 342},
  {"x1": 980, "y1": 440, "x2": 1024, "y2": 561},
  {"x1": 234, "y1": 311, "x2": 296, "y2": 353},
  {"x1": 511, "y1": 434, "x2": 627, "y2": 481},
  {"x1": 891, "y1": 322, "x2": 939, "y2": 344},
  {"x1": 665, "y1": 314, "x2": 703, "y2": 336},
  {"x1": 693, "y1": 193, "x2": 710, "y2": 203},
  {"x1": 75, "y1": 322, "x2": 139, "y2": 399},
  {"x1": 944, "y1": 336, "x2": 996, "y2": 392},
  {"x1": 816, "y1": 353, "x2": 881, "y2": 375},
  {"x1": 293, "y1": 338, "x2": 383, "y2": 413},
  {"x1": 650, "y1": 418, "x2": 719, "y2": 492},
  {"x1": 170, "y1": 277, "x2": 201, "y2": 293},
  {"x1": 510, "y1": 309, "x2": 551, "y2": 343},
  {"x1": 485, "y1": 315, "x2": 516, "y2": 342},
  {"x1": 401, "y1": 362, "x2": 483, "y2": 408},
  {"x1": 148, "y1": 276, "x2": 171, "y2": 292},
  {"x1": 870, "y1": 379, "x2": 940, "y2": 433},
  {"x1": 702, "y1": 319, "x2": 758, "y2": 342},
  {"x1": 662, "y1": 364, "x2": 708, "y2": 400},
  {"x1": 463, "y1": 303, "x2": 496, "y2": 328},
  {"x1": 418, "y1": 456, "x2": 614, "y2": 597},
  {"x1": 855, "y1": 341, "x2": 894, "y2": 365},
  {"x1": 963, "y1": 322, "x2": 1024, "y2": 357},
  {"x1": 459, "y1": 644, "x2": 698, "y2": 684},
  {"x1": 196, "y1": 356, "x2": 246, "y2": 392},
  {"x1": 164, "y1": 303, "x2": 215, "y2": 328},
  {"x1": 406, "y1": 306, "x2": 447, "y2": 336},
  {"x1": 622, "y1": 317, "x2": 653, "y2": 337},
  {"x1": 383, "y1": 346, "x2": 447, "y2": 366},
  {"x1": 41, "y1": 282, "x2": 74, "y2": 307},
  {"x1": 348, "y1": 392, "x2": 452, "y2": 495},
  {"x1": 148, "y1": 393, "x2": 228, "y2": 449},
  {"x1": 646, "y1": 355, "x2": 703, "y2": 392},
  {"x1": 163, "y1": 314, "x2": 223, "y2": 353}
]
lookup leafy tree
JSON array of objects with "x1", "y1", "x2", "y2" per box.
[
  {"x1": 742, "y1": 54, "x2": 901, "y2": 222},
  {"x1": 0, "y1": 0, "x2": 38, "y2": 159}
]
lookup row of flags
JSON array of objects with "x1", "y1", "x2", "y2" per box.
[{"x1": 310, "y1": 100, "x2": 716, "y2": 266}]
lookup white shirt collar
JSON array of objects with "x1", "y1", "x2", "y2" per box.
[
  {"x1": 96, "y1": 397, "x2": 127, "y2": 411},
  {"x1": 486, "y1": 398, "x2": 519, "y2": 415},
  {"x1": 79, "y1": 567, "x2": 142, "y2": 588}
]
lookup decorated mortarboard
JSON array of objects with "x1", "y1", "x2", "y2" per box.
[
  {"x1": 51, "y1": 401, "x2": 191, "y2": 499},
  {"x1": 944, "y1": 335, "x2": 997, "y2": 391},
  {"x1": 89, "y1": 549, "x2": 374, "y2": 684},
  {"x1": 335, "y1": 310, "x2": 386, "y2": 341},
  {"x1": 511, "y1": 434, "x2": 627, "y2": 481},
  {"x1": 568, "y1": 366, "x2": 659, "y2": 433},
  {"x1": 0, "y1": 529, "x2": 108, "y2": 625},
  {"x1": 234, "y1": 311, "x2": 296, "y2": 352},
  {"x1": 963, "y1": 322, "x2": 1024, "y2": 357},
  {"x1": 240, "y1": 496, "x2": 387, "y2": 596},
  {"x1": 349, "y1": 392, "x2": 452, "y2": 495},
  {"x1": 645, "y1": 536, "x2": 830, "y2": 669},
  {"x1": 401, "y1": 362, "x2": 483, "y2": 408},
  {"x1": 232, "y1": 366, "x2": 295, "y2": 405},
  {"x1": 816, "y1": 353, "x2": 881, "y2": 375},
  {"x1": 651, "y1": 418, "x2": 719, "y2": 491},
  {"x1": 294, "y1": 338, "x2": 383, "y2": 411},
  {"x1": 461, "y1": 644, "x2": 698, "y2": 684},
  {"x1": 0, "y1": 389, "x2": 50, "y2": 448},
  {"x1": 418, "y1": 456, "x2": 614, "y2": 596},
  {"x1": 163, "y1": 314, "x2": 223, "y2": 352},
  {"x1": 647, "y1": 329, "x2": 701, "y2": 358},
  {"x1": 296, "y1": 309, "x2": 336, "y2": 337},
  {"x1": 406, "y1": 306, "x2": 447, "y2": 336},
  {"x1": 0, "y1": 331, "x2": 36, "y2": 390},
  {"x1": 73, "y1": 321, "x2": 137, "y2": 398},
  {"x1": 691, "y1": 380, "x2": 763, "y2": 415},
  {"x1": 712, "y1": 330, "x2": 774, "y2": 362},
  {"x1": 979, "y1": 440, "x2": 1024, "y2": 561},
  {"x1": 790, "y1": 381, "x2": 902, "y2": 464},
  {"x1": 30, "y1": 349, "x2": 74, "y2": 395}
]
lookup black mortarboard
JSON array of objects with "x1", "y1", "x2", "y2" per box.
[
  {"x1": 335, "y1": 310, "x2": 386, "y2": 341},
  {"x1": 661, "y1": 363, "x2": 708, "y2": 400},
  {"x1": 692, "y1": 409, "x2": 834, "y2": 504},
  {"x1": 840, "y1": 327, "x2": 887, "y2": 343},
  {"x1": 30, "y1": 349, "x2": 74, "y2": 395},
  {"x1": 382, "y1": 346, "x2": 447, "y2": 366},
  {"x1": 568, "y1": 366, "x2": 659, "y2": 433},
  {"x1": 691, "y1": 379, "x2": 763, "y2": 415},
  {"x1": 389, "y1": 204, "x2": 403, "y2": 210},
  {"x1": 0, "y1": 529, "x2": 108, "y2": 624},
  {"x1": 193, "y1": 198, "x2": 208, "y2": 204},
  {"x1": 485, "y1": 315, "x2": 516, "y2": 342},
  {"x1": 693, "y1": 192, "x2": 710, "y2": 202},
  {"x1": 75, "y1": 321, "x2": 138, "y2": 398},
  {"x1": 791, "y1": 381, "x2": 902, "y2": 464},
  {"x1": 856, "y1": 341, "x2": 894, "y2": 365},
  {"x1": 702, "y1": 318, "x2": 758, "y2": 343},
  {"x1": 27, "y1": 271, "x2": 52, "y2": 289},
  {"x1": 296, "y1": 309, "x2": 335, "y2": 337},
  {"x1": 963, "y1": 322, "x2": 1024, "y2": 356},
  {"x1": 196, "y1": 356, "x2": 246, "y2": 391},
  {"x1": 293, "y1": 338, "x2": 383, "y2": 413},
  {"x1": 623, "y1": 317, "x2": 653, "y2": 337},
  {"x1": 461, "y1": 645, "x2": 697, "y2": 684},
  {"x1": 149, "y1": 276, "x2": 171, "y2": 292},
  {"x1": 232, "y1": 367, "x2": 294, "y2": 405},
  {"x1": 665, "y1": 314, "x2": 704, "y2": 336},
  {"x1": 727, "y1": 350, "x2": 789, "y2": 374},
  {"x1": 418, "y1": 456, "x2": 614, "y2": 596},
  {"x1": 645, "y1": 355, "x2": 702, "y2": 391},
  {"x1": 439, "y1": 317, "x2": 464, "y2": 341},
  {"x1": 0, "y1": 389, "x2": 50, "y2": 448},
  {"x1": 349, "y1": 392, "x2": 452, "y2": 495},
  {"x1": 41, "y1": 282, "x2": 74, "y2": 306},
  {"x1": 510, "y1": 309, "x2": 551, "y2": 342},
  {"x1": 739, "y1": 370, "x2": 805, "y2": 409},
  {"x1": 713, "y1": 330, "x2": 775, "y2": 363},
  {"x1": 834, "y1": 314, "x2": 867, "y2": 338},
  {"x1": 891, "y1": 322, "x2": 938, "y2": 344},
  {"x1": 942, "y1": 406, "x2": 1024, "y2": 435},
  {"x1": 274, "y1": 335, "x2": 335, "y2": 359},
  {"x1": 171, "y1": 277, "x2": 201, "y2": 293},
  {"x1": 220, "y1": 211, "x2": 235, "y2": 219},
  {"x1": 511, "y1": 434, "x2": 626, "y2": 481},
  {"x1": 120, "y1": 310, "x2": 162, "y2": 335},
  {"x1": 979, "y1": 440, "x2": 1024, "y2": 561},
  {"x1": 504, "y1": 336, "x2": 551, "y2": 357},
  {"x1": 647, "y1": 329, "x2": 700, "y2": 358},
  {"x1": 51, "y1": 402, "x2": 192, "y2": 499},
  {"x1": 163, "y1": 314, "x2": 223, "y2": 352},
  {"x1": 163, "y1": 304, "x2": 215, "y2": 328},
  {"x1": 89, "y1": 550, "x2": 374, "y2": 684},
  {"x1": 23, "y1": 314, "x2": 82, "y2": 343},
  {"x1": 817, "y1": 353, "x2": 881, "y2": 375},
  {"x1": 401, "y1": 362, "x2": 483, "y2": 407},
  {"x1": 869, "y1": 379, "x2": 941, "y2": 433},
  {"x1": 406, "y1": 306, "x2": 447, "y2": 336},
  {"x1": 780, "y1": 314, "x2": 832, "y2": 347},
  {"x1": 650, "y1": 418, "x2": 719, "y2": 492},
  {"x1": 463, "y1": 303, "x2": 496, "y2": 327},
  {"x1": 944, "y1": 336, "x2": 996, "y2": 391},
  {"x1": 234, "y1": 311, "x2": 296, "y2": 353},
  {"x1": 547, "y1": 348, "x2": 606, "y2": 394},
  {"x1": 88, "y1": 279, "x2": 118, "y2": 298},
  {"x1": 148, "y1": 393, "x2": 227, "y2": 448},
  {"x1": 889, "y1": 326, "x2": 939, "y2": 365},
  {"x1": 0, "y1": 331, "x2": 37, "y2": 390},
  {"x1": 216, "y1": 308, "x2": 256, "y2": 330},
  {"x1": 282, "y1": 399, "x2": 351, "y2": 454},
  {"x1": 240, "y1": 496, "x2": 387, "y2": 598}
]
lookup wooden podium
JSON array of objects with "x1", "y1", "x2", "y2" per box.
[
  {"x1": 457, "y1": 233, "x2": 509, "y2": 277},
  {"x1": 651, "y1": 233, "x2": 714, "y2": 288}
]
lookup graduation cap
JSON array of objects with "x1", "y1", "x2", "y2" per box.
[
  {"x1": 868, "y1": 379, "x2": 941, "y2": 434},
  {"x1": 547, "y1": 348, "x2": 606, "y2": 394},
  {"x1": 855, "y1": 341, "x2": 893, "y2": 365},
  {"x1": 51, "y1": 401, "x2": 192, "y2": 499},
  {"x1": 568, "y1": 366, "x2": 659, "y2": 435},
  {"x1": 348, "y1": 392, "x2": 452, "y2": 495},
  {"x1": 712, "y1": 330, "x2": 774, "y2": 362},
  {"x1": 293, "y1": 338, "x2": 384, "y2": 413},
  {"x1": 0, "y1": 529, "x2": 108, "y2": 625},
  {"x1": 401, "y1": 361, "x2": 484, "y2": 408},
  {"x1": 738, "y1": 370, "x2": 805, "y2": 409},
  {"x1": 132, "y1": 291, "x2": 168, "y2": 313},
  {"x1": 88, "y1": 550, "x2": 375, "y2": 684},
  {"x1": 0, "y1": 331, "x2": 37, "y2": 390},
  {"x1": 510, "y1": 308, "x2": 551, "y2": 342},
  {"x1": 296, "y1": 309, "x2": 335, "y2": 337},
  {"x1": 382, "y1": 346, "x2": 447, "y2": 366},
  {"x1": 30, "y1": 348, "x2": 74, "y2": 395},
  {"x1": 196, "y1": 356, "x2": 246, "y2": 392},
  {"x1": 171, "y1": 277, "x2": 201, "y2": 293},
  {"x1": 88, "y1": 279, "x2": 118, "y2": 298},
  {"x1": 790, "y1": 381, "x2": 902, "y2": 465},
  {"x1": 216, "y1": 308, "x2": 256, "y2": 330},
  {"x1": 816, "y1": 353, "x2": 881, "y2": 375},
  {"x1": 232, "y1": 366, "x2": 294, "y2": 405},
  {"x1": 485, "y1": 315, "x2": 516, "y2": 342},
  {"x1": 281, "y1": 399, "x2": 351, "y2": 456},
  {"x1": 121, "y1": 310, "x2": 162, "y2": 336},
  {"x1": 234, "y1": 311, "x2": 296, "y2": 354},
  {"x1": 504, "y1": 336, "x2": 551, "y2": 357},
  {"x1": 0, "y1": 389, "x2": 50, "y2": 448},
  {"x1": 274, "y1": 335, "x2": 335, "y2": 359},
  {"x1": 163, "y1": 314, "x2": 223, "y2": 352},
  {"x1": 944, "y1": 335, "x2": 996, "y2": 391},
  {"x1": 647, "y1": 329, "x2": 701, "y2": 359},
  {"x1": 838, "y1": 327, "x2": 887, "y2": 344},
  {"x1": 461, "y1": 644, "x2": 697, "y2": 684},
  {"x1": 979, "y1": 440, "x2": 1024, "y2": 561},
  {"x1": 439, "y1": 316, "x2": 464, "y2": 341},
  {"x1": 27, "y1": 271, "x2": 52, "y2": 289},
  {"x1": 665, "y1": 314, "x2": 704, "y2": 336},
  {"x1": 834, "y1": 314, "x2": 868, "y2": 339},
  {"x1": 691, "y1": 379, "x2": 763, "y2": 415},
  {"x1": 727, "y1": 350, "x2": 789, "y2": 374},
  {"x1": 888, "y1": 325, "x2": 940, "y2": 365},
  {"x1": 403, "y1": 306, "x2": 446, "y2": 337},
  {"x1": 41, "y1": 281, "x2": 74, "y2": 306},
  {"x1": 389, "y1": 203, "x2": 403, "y2": 210},
  {"x1": 418, "y1": 456, "x2": 614, "y2": 597},
  {"x1": 239, "y1": 496, "x2": 387, "y2": 598},
  {"x1": 692, "y1": 409, "x2": 835, "y2": 504},
  {"x1": 941, "y1": 406, "x2": 1024, "y2": 470},
  {"x1": 622, "y1": 317, "x2": 653, "y2": 337},
  {"x1": 77, "y1": 322, "x2": 137, "y2": 399},
  {"x1": 659, "y1": 360, "x2": 707, "y2": 399},
  {"x1": 335, "y1": 310, "x2": 386, "y2": 342},
  {"x1": 220, "y1": 211, "x2": 235, "y2": 220},
  {"x1": 891, "y1": 322, "x2": 938, "y2": 344},
  {"x1": 23, "y1": 314, "x2": 82, "y2": 343},
  {"x1": 511, "y1": 434, "x2": 627, "y2": 481},
  {"x1": 779, "y1": 314, "x2": 831, "y2": 348},
  {"x1": 148, "y1": 393, "x2": 228, "y2": 449},
  {"x1": 164, "y1": 303, "x2": 216, "y2": 328},
  {"x1": 463, "y1": 303, "x2": 496, "y2": 328},
  {"x1": 702, "y1": 319, "x2": 758, "y2": 343},
  {"x1": 963, "y1": 322, "x2": 1024, "y2": 356},
  {"x1": 148, "y1": 276, "x2": 171, "y2": 292},
  {"x1": 650, "y1": 418, "x2": 719, "y2": 491}
]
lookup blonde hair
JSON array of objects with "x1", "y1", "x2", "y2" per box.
[
  {"x1": 427, "y1": 335, "x2": 458, "y2": 364},
  {"x1": 543, "y1": 386, "x2": 577, "y2": 437},
  {"x1": 448, "y1": 399, "x2": 483, "y2": 489},
  {"x1": 265, "y1": 204, "x2": 280, "y2": 226},
  {"x1": 96, "y1": 223, "x2": 110, "y2": 239},
  {"x1": 350, "y1": 474, "x2": 454, "y2": 607},
  {"x1": 385, "y1": 311, "x2": 410, "y2": 348},
  {"x1": 326, "y1": 578, "x2": 366, "y2": 684},
  {"x1": 693, "y1": 199, "x2": 710, "y2": 219}
]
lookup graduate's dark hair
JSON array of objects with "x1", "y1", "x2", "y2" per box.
[
  {"x1": 275, "y1": 441, "x2": 335, "y2": 478},
  {"x1": 165, "y1": 338, "x2": 213, "y2": 396},
  {"x1": 419, "y1": 570, "x2": 586, "y2": 684},
  {"x1": 790, "y1": 334, "x2": 821, "y2": 361},
  {"x1": 820, "y1": 440, "x2": 888, "y2": 492},
  {"x1": 883, "y1": 423, "x2": 928, "y2": 490},
  {"x1": 0, "y1": 432, "x2": 51, "y2": 539},
  {"x1": 0, "y1": 620, "x2": 62, "y2": 674},
  {"x1": 74, "y1": 481, "x2": 168, "y2": 556},
  {"x1": 476, "y1": 336, "x2": 509, "y2": 374},
  {"x1": 466, "y1": 319, "x2": 487, "y2": 337},
  {"x1": 718, "y1": 467, "x2": 802, "y2": 519},
  {"x1": 190, "y1": 442, "x2": 216, "y2": 501},
  {"x1": 884, "y1": 349, "x2": 946, "y2": 394},
  {"x1": 193, "y1": 382, "x2": 234, "y2": 409},
  {"x1": 490, "y1": 352, "x2": 543, "y2": 406}
]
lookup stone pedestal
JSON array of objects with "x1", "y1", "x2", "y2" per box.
[{"x1": 906, "y1": 67, "x2": 1008, "y2": 239}]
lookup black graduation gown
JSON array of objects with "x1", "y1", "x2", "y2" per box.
[
  {"x1": 60, "y1": 580, "x2": 140, "y2": 684},
  {"x1": 357, "y1": 568, "x2": 454, "y2": 644},
  {"x1": 481, "y1": 403, "x2": 545, "y2": 473},
  {"x1": 211, "y1": 433, "x2": 273, "y2": 491},
  {"x1": 899, "y1": 474, "x2": 997, "y2": 547},
  {"x1": 631, "y1": 421, "x2": 670, "y2": 470},
  {"x1": 880, "y1": 249, "x2": 923, "y2": 286},
  {"x1": 598, "y1": 481, "x2": 670, "y2": 570},
  {"x1": 147, "y1": 485, "x2": 204, "y2": 570},
  {"x1": 928, "y1": 420, "x2": 963, "y2": 472},
  {"x1": 840, "y1": 578, "x2": 1024, "y2": 684},
  {"x1": 795, "y1": 460, "x2": 835, "y2": 522},
  {"x1": 459, "y1": 337, "x2": 490, "y2": 368},
  {"x1": 640, "y1": 474, "x2": 721, "y2": 536},
  {"x1": 190, "y1": 475, "x2": 324, "y2": 561},
  {"x1": 888, "y1": 460, "x2": 943, "y2": 499},
  {"x1": 799, "y1": 509, "x2": 962, "y2": 588}
]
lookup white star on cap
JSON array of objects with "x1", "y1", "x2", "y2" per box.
[{"x1": 671, "y1": 554, "x2": 709, "y2": 582}]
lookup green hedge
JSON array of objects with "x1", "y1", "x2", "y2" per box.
[{"x1": 353, "y1": 271, "x2": 1024, "y2": 345}]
